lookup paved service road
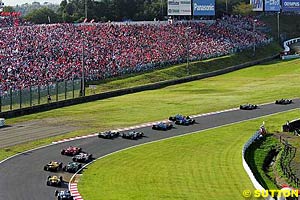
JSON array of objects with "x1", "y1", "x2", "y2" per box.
[{"x1": 0, "y1": 100, "x2": 299, "y2": 200}]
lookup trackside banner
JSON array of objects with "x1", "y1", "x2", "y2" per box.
[
  {"x1": 193, "y1": 0, "x2": 215, "y2": 16},
  {"x1": 282, "y1": 0, "x2": 300, "y2": 11},
  {"x1": 168, "y1": 0, "x2": 192, "y2": 15},
  {"x1": 265, "y1": 0, "x2": 281, "y2": 11},
  {"x1": 250, "y1": 0, "x2": 264, "y2": 11}
]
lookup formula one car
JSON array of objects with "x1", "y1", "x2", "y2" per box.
[
  {"x1": 175, "y1": 117, "x2": 195, "y2": 126},
  {"x1": 152, "y1": 122, "x2": 173, "y2": 131},
  {"x1": 61, "y1": 146, "x2": 82, "y2": 156},
  {"x1": 239, "y1": 104, "x2": 258, "y2": 110},
  {"x1": 44, "y1": 161, "x2": 63, "y2": 172},
  {"x1": 275, "y1": 99, "x2": 293, "y2": 105},
  {"x1": 46, "y1": 175, "x2": 63, "y2": 187},
  {"x1": 72, "y1": 152, "x2": 93, "y2": 163},
  {"x1": 121, "y1": 131, "x2": 144, "y2": 140},
  {"x1": 63, "y1": 162, "x2": 82, "y2": 173},
  {"x1": 55, "y1": 190, "x2": 74, "y2": 200},
  {"x1": 282, "y1": 119, "x2": 300, "y2": 132},
  {"x1": 98, "y1": 131, "x2": 120, "y2": 139},
  {"x1": 169, "y1": 114, "x2": 191, "y2": 121}
]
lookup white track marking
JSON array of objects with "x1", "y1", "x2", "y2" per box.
[
  {"x1": 0, "y1": 100, "x2": 296, "y2": 199},
  {"x1": 68, "y1": 107, "x2": 299, "y2": 199},
  {"x1": 52, "y1": 107, "x2": 243, "y2": 144}
]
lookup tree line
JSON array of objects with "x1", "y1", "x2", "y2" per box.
[{"x1": 5, "y1": 0, "x2": 253, "y2": 24}]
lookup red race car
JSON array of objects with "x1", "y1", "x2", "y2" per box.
[{"x1": 61, "y1": 146, "x2": 82, "y2": 156}]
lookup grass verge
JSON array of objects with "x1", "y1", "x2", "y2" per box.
[
  {"x1": 85, "y1": 42, "x2": 281, "y2": 95},
  {"x1": 78, "y1": 110, "x2": 300, "y2": 200},
  {"x1": 1, "y1": 59, "x2": 300, "y2": 161}
]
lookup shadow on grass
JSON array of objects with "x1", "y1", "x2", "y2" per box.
[{"x1": 244, "y1": 134, "x2": 274, "y2": 189}]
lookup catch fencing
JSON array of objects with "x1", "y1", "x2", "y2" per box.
[
  {"x1": 0, "y1": 54, "x2": 278, "y2": 119},
  {"x1": 279, "y1": 137, "x2": 299, "y2": 187},
  {"x1": 0, "y1": 79, "x2": 81, "y2": 112}
]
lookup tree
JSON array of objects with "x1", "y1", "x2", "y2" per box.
[
  {"x1": 25, "y1": 7, "x2": 60, "y2": 24},
  {"x1": 57, "y1": 0, "x2": 168, "y2": 22},
  {"x1": 232, "y1": 2, "x2": 253, "y2": 16},
  {"x1": 14, "y1": 3, "x2": 60, "y2": 17},
  {"x1": 65, "y1": 3, "x2": 76, "y2": 16},
  {"x1": 3, "y1": 6, "x2": 15, "y2": 12}
]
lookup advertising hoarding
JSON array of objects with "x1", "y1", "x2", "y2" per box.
[
  {"x1": 250, "y1": 0, "x2": 264, "y2": 11},
  {"x1": 168, "y1": 0, "x2": 192, "y2": 15},
  {"x1": 193, "y1": 0, "x2": 215, "y2": 16},
  {"x1": 265, "y1": 0, "x2": 281, "y2": 11},
  {"x1": 282, "y1": 0, "x2": 300, "y2": 11}
]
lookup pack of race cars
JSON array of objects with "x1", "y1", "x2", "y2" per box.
[
  {"x1": 45, "y1": 99, "x2": 294, "y2": 199},
  {"x1": 45, "y1": 146, "x2": 93, "y2": 199},
  {"x1": 45, "y1": 114, "x2": 196, "y2": 198}
]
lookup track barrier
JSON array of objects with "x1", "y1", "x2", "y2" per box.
[
  {"x1": 242, "y1": 125, "x2": 275, "y2": 200},
  {"x1": 281, "y1": 37, "x2": 300, "y2": 60},
  {"x1": 0, "y1": 118, "x2": 4, "y2": 127},
  {"x1": 0, "y1": 54, "x2": 278, "y2": 119}
]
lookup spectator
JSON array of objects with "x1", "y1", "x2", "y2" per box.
[
  {"x1": 0, "y1": 16, "x2": 271, "y2": 93},
  {"x1": 47, "y1": 94, "x2": 51, "y2": 103}
]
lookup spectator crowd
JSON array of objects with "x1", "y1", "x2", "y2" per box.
[
  {"x1": 0, "y1": 13, "x2": 26, "y2": 28},
  {"x1": 0, "y1": 15, "x2": 271, "y2": 92}
]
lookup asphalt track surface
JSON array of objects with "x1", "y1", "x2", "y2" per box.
[
  {"x1": 0, "y1": 100, "x2": 300, "y2": 200},
  {"x1": 0, "y1": 120, "x2": 77, "y2": 148},
  {"x1": 291, "y1": 42, "x2": 300, "y2": 53}
]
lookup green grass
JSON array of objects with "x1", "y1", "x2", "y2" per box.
[
  {"x1": 7, "y1": 59, "x2": 300, "y2": 126},
  {"x1": 78, "y1": 110, "x2": 300, "y2": 200},
  {"x1": 85, "y1": 42, "x2": 281, "y2": 95},
  {"x1": 245, "y1": 134, "x2": 280, "y2": 189},
  {"x1": 1, "y1": 59, "x2": 300, "y2": 161}
]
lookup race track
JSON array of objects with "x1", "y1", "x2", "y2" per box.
[
  {"x1": 0, "y1": 100, "x2": 299, "y2": 200},
  {"x1": 0, "y1": 120, "x2": 77, "y2": 148},
  {"x1": 291, "y1": 42, "x2": 300, "y2": 53}
]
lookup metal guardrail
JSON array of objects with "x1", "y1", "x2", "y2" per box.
[
  {"x1": 242, "y1": 130, "x2": 275, "y2": 200},
  {"x1": 0, "y1": 118, "x2": 4, "y2": 127},
  {"x1": 283, "y1": 37, "x2": 300, "y2": 52},
  {"x1": 281, "y1": 37, "x2": 300, "y2": 60}
]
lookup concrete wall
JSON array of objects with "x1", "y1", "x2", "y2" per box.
[{"x1": 0, "y1": 54, "x2": 278, "y2": 119}]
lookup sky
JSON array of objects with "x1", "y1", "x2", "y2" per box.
[{"x1": 2, "y1": 0, "x2": 62, "y2": 6}]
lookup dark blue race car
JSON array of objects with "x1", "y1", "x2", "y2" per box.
[
  {"x1": 152, "y1": 122, "x2": 173, "y2": 131},
  {"x1": 98, "y1": 131, "x2": 120, "y2": 139},
  {"x1": 121, "y1": 131, "x2": 144, "y2": 140},
  {"x1": 55, "y1": 190, "x2": 73, "y2": 200},
  {"x1": 240, "y1": 104, "x2": 258, "y2": 110},
  {"x1": 169, "y1": 114, "x2": 191, "y2": 121},
  {"x1": 175, "y1": 118, "x2": 195, "y2": 126},
  {"x1": 275, "y1": 99, "x2": 292, "y2": 105}
]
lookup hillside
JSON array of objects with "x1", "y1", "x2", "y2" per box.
[{"x1": 261, "y1": 14, "x2": 300, "y2": 40}]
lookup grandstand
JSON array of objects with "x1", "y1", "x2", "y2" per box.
[
  {"x1": 0, "y1": 0, "x2": 23, "y2": 28},
  {"x1": 0, "y1": 15, "x2": 271, "y2": 94},
  {"x1": 0, "y1": 0, "x2": 3, "y2": 12}
]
